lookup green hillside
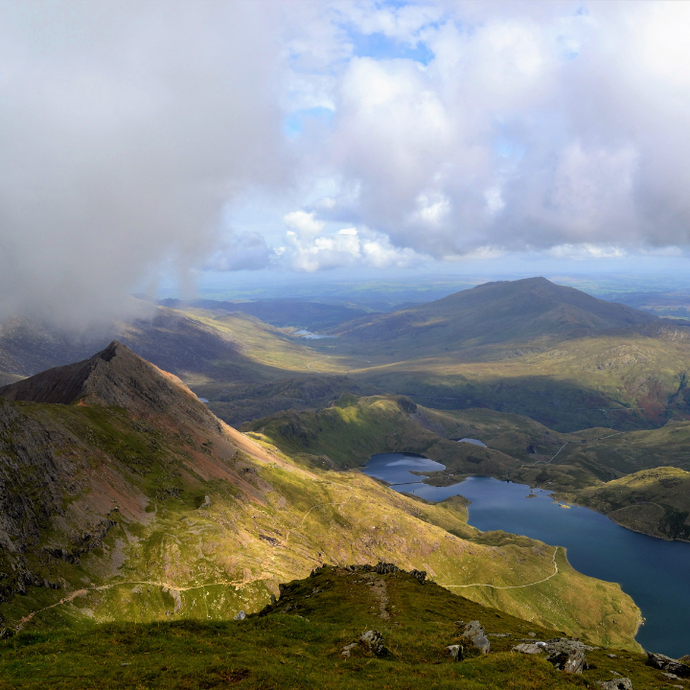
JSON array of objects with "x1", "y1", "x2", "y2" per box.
[
  {"x1": 0, "y1": 565, "x2": 674, "y2": 690},
  {"x1": 0, "y1": 345, "x2": 641, "y2": 650}
]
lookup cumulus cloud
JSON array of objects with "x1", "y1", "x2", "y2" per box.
[
  {"x1": 282, "y1": 223, "x2": 424, "y2": 272},
  {"x1": 0, "y1": 0, "x2": 285, "y2": 328},
  {"x1": 289, "y1": 0, "x2": 690, "y2": 260},
  {"x1": 5, "y1": 0, "x2": 690, "y2": 322}
]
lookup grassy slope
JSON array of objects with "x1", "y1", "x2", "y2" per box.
[
  {"x1": 0, "y1": 566, "x2": 673, "y2": 690},
  {"x1": 0, "y1": 396, "x2": 640, "y2": 650}
]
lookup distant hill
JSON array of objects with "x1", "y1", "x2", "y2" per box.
[
  {"x1": 334, "y1": 277, "x2": 657, "y2": 355},
  {"x1": 159, "y1": 298, "x2": 371, "y2": 331},
  {"x1": 0, "y1": 306, "x2": 322, "y2": 384}
]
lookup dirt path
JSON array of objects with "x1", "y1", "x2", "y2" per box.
[
  {"x1": 440, "y1": 546, "x2": 560, "y2": 591},
  {"x1": 15, "y1": 480, "x2": 362, "y2": 632}
]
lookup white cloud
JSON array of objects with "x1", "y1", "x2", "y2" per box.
[
  {"x1": 283, "y1": 211, "x2": 325, "y2": 236},
  {"x1": 547, "y1": 244, "x2": 627, "y2": 261},
  {"x1": 283, "y1": 223, "x2": 426, "y2": 272}
]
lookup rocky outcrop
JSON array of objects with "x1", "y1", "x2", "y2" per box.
[
  {"x1": 459, "y1": 620, "x2": 490, "y2": 655},
  {"x1": 513, "y1": 637, "x2": 592, "y2": 674},
  {"x1": 646, "y1": 652, "x2": 690, "y2": 677}
]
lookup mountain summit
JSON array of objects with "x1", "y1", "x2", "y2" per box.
[
  {"x1": 334, "y1": 277, "x2": 657, "y2": 354},
  {"x1": 0, "y1": 340, "x2": 217, "y2": 428}
]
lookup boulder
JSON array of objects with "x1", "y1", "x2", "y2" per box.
[
  {"x1": 198, "y1": 495, "x2": 212, "y2": 509},
  {"x1": 233, "y1": 610, "x2": 246, "y2": 621},
  {"x1": 596, "y1": 679, "x2": 633, "y2": 690},
  {"x1": 460, "y1": 621, "x2": 490, "y2": 655},
  {"x1": 548, "y1": 647, "x2": 586, "y2": 674},
  {"x1": 646, "y1": 652, "x2": 690, "y2": 677},
  {"x1": 360, "y1": 630, "x2": 388, "y2": 657}
]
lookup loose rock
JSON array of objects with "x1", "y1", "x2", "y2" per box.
[
  {"x1": 512, "y1": 643, "x2": 543, "y2": 654},
  {"x1": 596, "y1": 679, "x2": 633, "y2": 690},
  {"x1": 233, "y1": 610, "x2": 246, "y2": 621}
]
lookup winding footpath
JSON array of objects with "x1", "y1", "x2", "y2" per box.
[
  {"x1": 441, "y1": 546, "x2": 560, "y2": 591},
  {"x1": 505, "y1": 431, "x2": 626, "y2": 481}
]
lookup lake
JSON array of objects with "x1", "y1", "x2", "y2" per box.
[{"x1": 363, "y1": 452, "x2": 690, "y2": 657}]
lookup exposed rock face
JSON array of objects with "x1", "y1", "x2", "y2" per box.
[
  {"x1": 459, "y1": 621, "x2": 490, "y2": 655},
  {"x1": 646, "y1": 652, "x2": 690, "y2": 677}
]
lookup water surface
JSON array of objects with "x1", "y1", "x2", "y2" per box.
[{"x1": 362, "y1": 453, "x2": 690, "y2": 657}]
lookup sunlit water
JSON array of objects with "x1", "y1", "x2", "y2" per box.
[{"x1": 363, "y1": 452, "x2": 690, "y2": 657}]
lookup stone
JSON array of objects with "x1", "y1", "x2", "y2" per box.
[
  {"x1": 341, "y1": 643, "x2": 357, "y2": 658},
  {"x1": 513, "y1": 643, "x2": 543, "y2": 654},
  {"x1": 460, "y1": 621, "x2": 490, "y2": 655},
  {"x1": 596, "y1": 679, "x2": 633, "y2": 690},
  {"x1": 233, "y1": 610, "x2": 246, "y2": 621},
  {"x1": 360, "y1": 630, "x2": 388, "y2": 657},
  {"x1": 646, "y1": 652, "x2": 690, "y2": 678},
  {"x1": 662, "y1": 672, "x2": 681, "y2": 680},
  {"x1": 198, "y1": 495, "x2": 211, "y2": 509},
  {"x1": 446, "y1": 644, "x2": 462, "y2": 661}
]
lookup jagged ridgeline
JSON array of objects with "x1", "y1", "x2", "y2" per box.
[
  {"x1": 0, "y1": 342, "x2": 640, "y2": 650},
  {"x1": 0, "y1": 564, "x2": 681, "y2": 689}
]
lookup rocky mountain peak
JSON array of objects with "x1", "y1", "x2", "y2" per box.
[{"x1": 0, "y1": 340, "x2": 220, "y2": 430}]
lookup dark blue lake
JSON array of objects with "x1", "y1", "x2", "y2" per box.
[{"x1": 363, "y1": 452, "x2": 690, "y2": 657}]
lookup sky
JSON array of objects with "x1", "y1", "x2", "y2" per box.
[{"x1": 2, "y1": 0, "x2": 690, "y2": 325}]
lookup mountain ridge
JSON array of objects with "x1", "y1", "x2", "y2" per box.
[{"x1": 334, "y1": 277, "x2": 658, "y2": 353}]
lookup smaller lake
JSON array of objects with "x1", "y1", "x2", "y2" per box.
[
  {"x1": 363, "y1": 452, "x2": 445, "y2": 485},
  {"x1": 362, "y1": 452, "x2": 690, "y2": 657},
  {"x1": 458, "y1": 438, "x2": 487, "y2": 447},
  {"x1": 293, "y1": 329, "x2": 336, "y2": 340}
]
